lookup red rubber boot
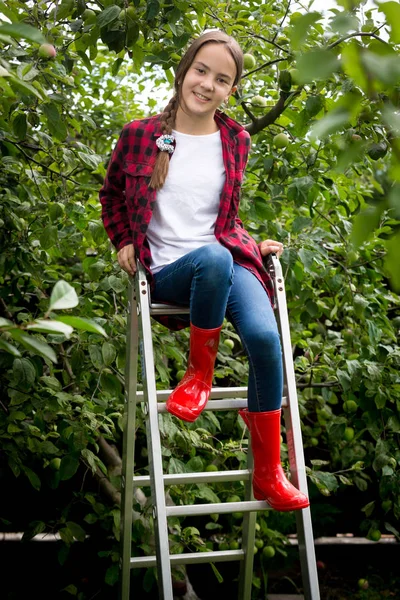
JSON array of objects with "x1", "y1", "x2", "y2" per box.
[
  {"x1": 166, "y1": 323, "x2": 222, "y2": 422},
  {"x1": 239, "y1": 408, "x2": 310, "y2": 511}
]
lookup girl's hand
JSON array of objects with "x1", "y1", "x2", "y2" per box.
[
  {"x1": 259, "y1": 239, "x2": 284, "y2": 259},
  {"x1": 117, "y1": 244, "x2": 136, "y2": 276}
]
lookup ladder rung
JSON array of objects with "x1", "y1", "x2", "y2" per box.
[
  {"x1": 150, "y1": 303, "x2": 190, "y2": 315},
  {"x1": 166, "y1": 500, "x2": 271, "y2": 517},
  {"x1": 136, "y1": 386, "x2": 248, "y2": 401},
  {"x1": 130, "y1": 549, "x2": 244, "y2": 568},
  {"x1": 133, "y1": 469, "x2": 251, "y2": 486},
  {"x1": 158, "y1": 398, "x2": 249, "y2": 412},
  {"x1": 157, "y1": 397, "x2": 287, "y2": 412},
  {"x1": 134, "y1": 388, "x2": 287, "y2": 409}
]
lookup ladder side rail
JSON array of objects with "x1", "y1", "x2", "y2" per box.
[
  {"x1": 238, "y1": 449, "x2": 257, "y2": 600},
  {"x1": 269, "y1": 255, "x2": 321, "y2": 600},
  {"x1": 120, "y1": 279, "x2": 140, "y2": 600},
  {"x1": 137, "y1": 263, "x2": 174, "y2": 600}
]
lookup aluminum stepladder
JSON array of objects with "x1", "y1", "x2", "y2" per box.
[{"x1": 120, "y1": 254, "x2": 320, "y2": 600}]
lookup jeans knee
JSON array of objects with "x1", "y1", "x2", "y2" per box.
[
  {"x1": 248, "y1": 328, "x2": 282, "y2": 362},
  {"x1": 197, "y1": 244, "x2": 233, "y2": 284}
]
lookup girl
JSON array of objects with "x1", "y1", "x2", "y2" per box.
[{"x1": 100, "y1": 30, "x2": 309, "y2": 512}]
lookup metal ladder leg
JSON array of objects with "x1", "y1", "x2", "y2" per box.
[
  {"x1": 137, "y1": 267, "x2": 174, "y2": 600},
  {"x1": 238, "y1": 450, "x2": 256, "y2": 600},
  {"x1": 271, "y1": 256, "x2": 321, "y2": 600},
  {"x1": 120, "y1": 280, "x2": 139, "y2": 600}
]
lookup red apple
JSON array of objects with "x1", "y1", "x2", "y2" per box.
[{"x1": 38, "y1": 43, "x2": 57, "y2": 59}]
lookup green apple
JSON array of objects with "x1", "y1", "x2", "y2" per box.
[
  {"x1": 343, "y1": 427, "x2": 355, "y2": 442},
  {"x1": 273, "y1": 133, "x2": 290, "y2": 149},
  {"x1": 262, "y1": 545, "x2": 275, "y2": 558},
  {"x1": 343, "y1": 400, "x2": 358, "y2": 413},
  {"x1": 243, "y1": 53, "x2": 256, "y2": 70},
  {"x1": 223, "y1": 339, "x2": 235, "y2": 350},
  {"x1": 82, "y1": 9, "x2": 97, "y2": 24},
  {"x1": 251, "y1": 95, "x2": 267, "y2": 107}
]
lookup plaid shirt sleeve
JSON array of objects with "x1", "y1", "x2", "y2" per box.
[{"x1": 99, "y1": 126, "x2": 133, "y2": 251}]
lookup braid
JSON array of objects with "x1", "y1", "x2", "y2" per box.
[{"x1": 149, "y1": 95, "x2": 178, "y2": 191}]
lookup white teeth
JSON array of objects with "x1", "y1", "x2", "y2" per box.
[{"x1": 194, "y1": 92, "x2": 209, "y2": 101}]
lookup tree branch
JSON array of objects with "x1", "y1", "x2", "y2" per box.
[
  {"x1": 327, "y1": 28, "x2": 388, "y2": 51},
  {"x1": 244, "y1": 90, "x2": 293, "y2": 136}
]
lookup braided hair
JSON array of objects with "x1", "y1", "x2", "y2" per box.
[{"x1": 149, "y1": 30, "x2": 243, "y2": 191}]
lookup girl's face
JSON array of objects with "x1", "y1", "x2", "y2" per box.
[{"x1": 179, "y1": 43, "x2": 237, "y2": 121}]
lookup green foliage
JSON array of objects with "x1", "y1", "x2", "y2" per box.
[{"x1": 1, "y1": 0, "x2": 400, "y2": 596}]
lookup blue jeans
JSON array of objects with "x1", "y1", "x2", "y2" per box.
[{"x1": 152, "y1": 244, "x2": 283, "y2": 412}]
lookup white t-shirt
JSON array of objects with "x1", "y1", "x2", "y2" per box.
[{"x1": 146, "y1": 129, "x2": 225, "y2": 274}]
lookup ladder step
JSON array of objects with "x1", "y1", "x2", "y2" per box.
[
  {"x1": 166, "y1": 500, "x2": 271, "y2": 517},
  {"x1": 134, "y1": 387, "x2": 287, "y2": 409},
  {"x1": 133, "y1": 469, "x2": 251, "y2": 486},
  {"x1": 136, "y1": 386, "x2": 248, "y2": 401},
  {"x1": 150, "y1": 303, "x2": 190, "y2": 315},
  {"x1": 158, "y1": 398, "x2": 249, "y2": 412},
  {"x1": 131, "y1": 549, "x2": 244, "y2": 568}
]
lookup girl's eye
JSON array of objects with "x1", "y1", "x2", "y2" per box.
[{"x1": 195, "y1": 68, "x2": 227, "y2": 84}]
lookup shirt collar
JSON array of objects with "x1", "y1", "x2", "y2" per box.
[{"x1": 152, "y1": 110, "x2": 245, "y2": 147}]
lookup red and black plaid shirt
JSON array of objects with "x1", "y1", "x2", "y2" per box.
[{"x1": 99, "y1": 109, "x2": 274, "y2": 329}]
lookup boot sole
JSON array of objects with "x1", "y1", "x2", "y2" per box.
[{"x1": 166, "y1": 404, "x2": 199, "y2": 423}]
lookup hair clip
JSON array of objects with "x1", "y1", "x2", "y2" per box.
[{"x1": 156, "y1": 134, "x2": 176, "y2": 154}]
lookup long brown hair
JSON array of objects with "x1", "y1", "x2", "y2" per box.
[{"x1": 149, "y1": 30, "x2": 244, "y2": 191}]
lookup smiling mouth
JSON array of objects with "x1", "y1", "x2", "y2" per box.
[{"x1": 193, "y1": 92, "x2": 210, "y2": 101}]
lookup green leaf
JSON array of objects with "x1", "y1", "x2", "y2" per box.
[
  {"x1": 305, "y1": 95, "x2": 324, "y2": 118},
  {"x1": 66, "y1": 521, "x2": 86, "y2": 542},
  {"x1": 384, "y1": 231, "x2": 400, "y2": 292},
  {"x1": 12, "y1": 113, "x2": 27, "y2": 140},
  {"x1": 351, "y1": 205, "x2": 384, "y2": 247},
  {"x1": 102, "y1": 342, "x2": 116, "y2": 366},
  {"x1": 22, "y1": 466, "x2": 41, "y2": 490},
  {"x1": 168, "y1": 458, "x2": 187, "y2": 474},
  {"x1": 89, "y1": 344, "x2": 103, "y2": 369},
  {"x1": 195, "y1": 484, "x2": 220, "y2": 503},
  {"x1": 0, "y1": 22, "x2": 46, "y2": 44},
  {"x1": 81, "y1": 449, "x2": 98, "y2": 473},
  {"x1": 9, "y1": 76, "x2": 46, "y2": 100},
  {"x1": 145, "y1": 0, "x2": 160, "y2": 21},
  {"x1": 27, "y1": 319, "x2": 73, "y2": 338},
  {"x1": 13, "y1": 357, "x2": 36, "y2": 386},
  {"x1": 42, "y1": 103, "x2": 68, "y2": 141},
  {"x1": 97, "y1": 5, "x2": 121, "y2": 28},
  {"x1": 296, "y1": 50, "x2": 340, "y2": 84},
  {"x1": 288, "y1": 12, "x2": 322, "y2": 49},
  {"x1": 60, "y1": 455, "x2": 80, "y2": 481},
  {"x1": 40, "y1": 375, "x2": 62, "y2": 391},
  {"x1": 312, "y1": 470, "x2": 339, "y2": 493},
  {"x1": 77, "y1": 151, "x2": 103, "y2": 170},
  {"x1": 0, "y1": 339, "x2": 21, "y2": 356},
  {"x1": 39, "y1": 225, "x2": 58, "y2": 249},
  {"x1": 62, "y1": 584, "x2": 77, "y2": 596},
  {"x1": 56, "y1": 316, "x2": 107, "y2": 337},
  {"x1": 310, "y1": 108, "x2": 350, "y2": 140},
  {"x1": 18, "y1": 334, "x2": 57, "y2": 363},
  {"x1": 378, "y1": 1, "x2": 400, "y2": 44},
  {"x1": 49, "y1": 281, "x2": 79, "y2": 311},
  {"x1": 0, "y1": 317, "x2": 14, "y2": 328},
  {"x1": 105, "y1": 563, "x2": 119, "y2": 586},
  {"x1": 361, "y1": 51, "x2": 400, "y2": 86},
  {"x1": 22, "y1": 520, "x2": 46, "y2": 541},
  {"x1": 108, "y1": 275, "x2": 126, "y2": 293},
  {"x1": 361, "y1": 501, "x2": 375, "y2": 517}
]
